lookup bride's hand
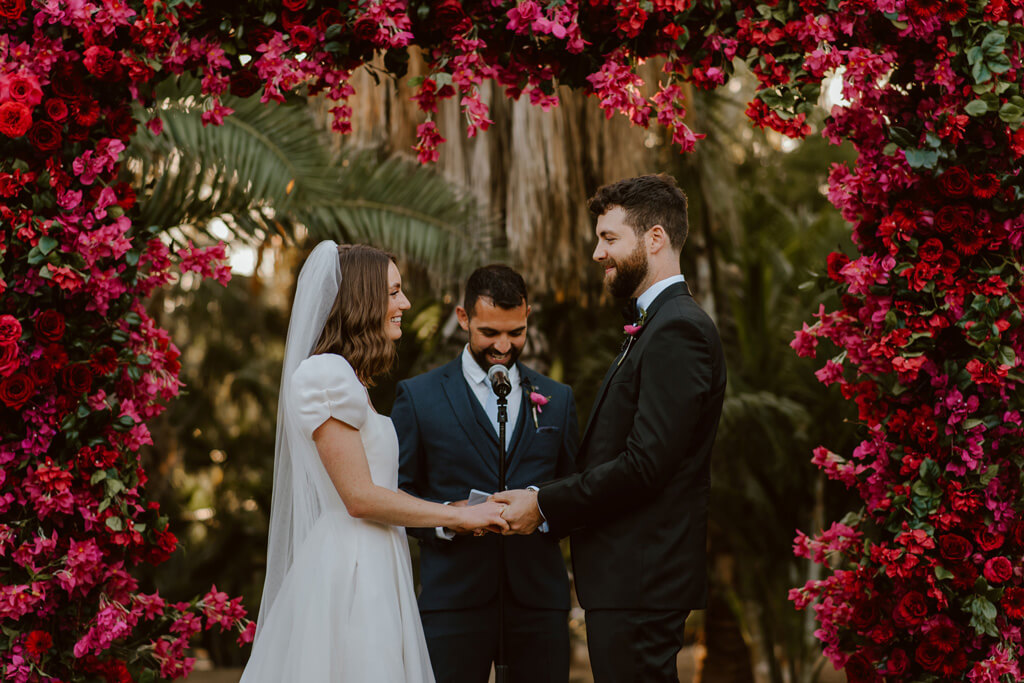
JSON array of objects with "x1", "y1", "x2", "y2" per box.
[{"x1": 452, "y1": 501, "x2": 509, "y2": 535}]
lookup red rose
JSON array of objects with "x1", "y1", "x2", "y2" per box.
[
  {"x1": 984, "y1": 556, "x2": 1013, "y2": 583},
  {"x1": 918, "y1": 237, "x2": 944, "y2": 262},
  {"x1": 282, "y1": 0, "x2": 306, "y2": 11},
  {"x1": 938, "y1": 533, "x2": 971, "y2": 562},
  {"x1": 66, "y1": 124, "x2": 90, "y2": 142},
  {"x1": 0, "y1": 100, "x2": 32, "y2": 138},
  {"x1": 83, "y1": 45, "x2": 118, "y2": 80},
  {"x1": 290, "y1": 25, "x2": 317, "y2": 51},
  {"x1": 934, "y1": 204, "x2": 974, "y2": 234},
  {"x1": 43, "y1": 98, "x2": 68, "y2": 122},
  {"x1": 27, "y1": 120, "x2": 61, "y2": 152},
  {"x1": 0, "y1": 0, "x2": 25, "y2": 21},
  {"x1": 973, "y1": 173, "x2": 1000, "y2": 199},
  {"x1": 433, "y1": 0, "x2": 471, "y2": 37},
  {"x1": 353, "y1": 16, "x2": 378, "y2": 43},
  {"x1": 280, "y1": 8, "x2": 304, "y2": 29},
  {"x1": 60, "y1": 363, "x2": 93, "y2": 395},
  {"x1": 7, "y1": 75, "x2": 42, "y2": 106},
  {"x1": 229, "y1": 69, "x2": 263, "y2": 98},
  {"x1": 0, "y1": 341, "x2": 19, "y2": 377},
  {"x1": 1012, "y1": 519, "x2": 1024, "y2": 548},
  {"x1": 34, "y1": 310, "x2": 65, "y2": 342},
  {"x1": 915, "y1": 639, "x2": 945, "y2": 672},
  {"x1": 106, "y1": 107, "x2": 137, "y2": 140},
  {"x1": 826, "y1": 251, "x2": 849, "y2": 281},
  {"x1": 850, "y1": 598, "x2": 878, "y2": 630},
  {"x1": 90, "y1": 347, "x2": 118, "y2": 375},
  {"x1": 939, "y1": 249, "x2": 960, "y2": 273},
  {"x1": 28, "y1": 358, "x2": 55, "y2": 386},
  {"x1": 844, "y1": 653, "x2": 879, "y2": 683},
  {"x1": 886, "y1": 649, "x2": 909, "y2": 676},
  {"x1": 0, "y1": 372, "x2": 34, "y2": 408},
  {"x1": 893, "y1": 591, "x2": 929, "y2": 627},
  {"x1": 976, "y1": 529, "x2": 1004, "y2": 551},
  {"x1": 316, "y1": 7, "x2": 343, "y2": 31},
  {"x1": 24, "y1": 630, "x2": 52, "y2": 660},
  {"x1": 1002, "y1": 586, "x2": 1024, "y2": 619},
  {"x1": 0, "y1": 314, "x2": 21, "y2": 342}
]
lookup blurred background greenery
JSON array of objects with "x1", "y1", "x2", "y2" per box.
[{"x1": 128, "y1": 62, "x2": 862, "y2": 682}]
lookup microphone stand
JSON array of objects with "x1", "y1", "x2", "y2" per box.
[{"x1": 495, "y1": 393, "x2": 510, "y2": 683}]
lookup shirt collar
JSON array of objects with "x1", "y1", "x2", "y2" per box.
[
  {"x1": 461, "y1": 345, "x2": 520, "y2": 387},
  {"x1": 636, "y1": 274, "x2": 686, "y2": 314}
]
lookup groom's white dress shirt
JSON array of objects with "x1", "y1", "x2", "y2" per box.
[
  {"x1": 636, "y1": 274, "x2": 686, "y2": 316},
  {"x1": 436, "y1": 346, "x2": 523, "y2": 540}
]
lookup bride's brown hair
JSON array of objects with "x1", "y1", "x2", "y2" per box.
[{"x1": 312, "y1": 244, "x2": 398, "y2": 385}]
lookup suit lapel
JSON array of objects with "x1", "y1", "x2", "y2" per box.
[
  {"x1": 440, "y1": 361, "x2": 499, "y2": 478},
  {"x1": 579, "y1": 282, "x2": 691, "y2": 448}
]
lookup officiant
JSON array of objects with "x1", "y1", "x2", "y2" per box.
[{"x1": 393, "y1": 265, "x2": 578, "y2": 683}]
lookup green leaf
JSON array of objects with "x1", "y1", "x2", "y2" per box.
[
  {"x1": 136, "y1": 353, "x2": 152, "y2": 366},
  {"x1": 999, "y1": 346, "x2": 1017, "y2": 366},
  {"x1": 904, "y1": 148, "x2": 939, "y2": 169},
  {"x1": 981, "y1": 31, "x2": 1006, "y2": 55},
  {"x1": 105, "y1": 517, "x2": 124, "y2": 532},
  {"x1": 90, "y1": 470, "x2": 108, "y2": 485},
  {"x1": 999, "y1": 102, "x2": 1024, "y2": 124},
  {"x1": 965, "y1": 99, "x2": 990, "y2": 116},
  {"x1": 973, "y1": 61, "x2": 993, "y2": 84},
  {"x1": 105, "y1": 478, "x2": 125, "y2": 496},
  {"x1": 935, "y1": 565, "x2": 954, "y2": 580},
  {"x1": 888, "y1": 126, "x2": 917, "y2": 147},
  {"x1": 37, "y1": 235, "x2": 58, "y2": 255}
]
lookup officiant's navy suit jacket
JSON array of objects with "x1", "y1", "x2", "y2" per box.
[{"x1": 393, "y1": 358, "x2": 578, "y2": 612}]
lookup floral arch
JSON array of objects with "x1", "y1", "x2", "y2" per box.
[{"x1": 2, "y1": 0, "x2": 1024, "y2": 680}]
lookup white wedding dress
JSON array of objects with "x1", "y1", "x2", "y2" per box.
[{"x1": 240, "y1": 353, "x2": 434, "y2": 682}]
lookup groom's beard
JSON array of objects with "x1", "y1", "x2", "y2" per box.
[
  {"x1": 470, "y1": 343, "x2": 522, "y2": 373},
  {"x1": 605, "y1": 242, "x2": 649, "y2": 299}
]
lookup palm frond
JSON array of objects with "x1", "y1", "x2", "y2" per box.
[{"x1": 126, "y1": 77, "x2": 485, "y2": 281}]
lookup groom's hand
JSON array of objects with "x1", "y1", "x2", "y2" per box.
[{"x1": 490, "y1": 489, "x2": 542, "y2": 535}]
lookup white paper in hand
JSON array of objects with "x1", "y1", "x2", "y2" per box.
[{"x1": 467, "y1": 488, "x2": 492, "y2": 506}]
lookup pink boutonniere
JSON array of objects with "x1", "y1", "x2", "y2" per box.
[
  {"x1": 527, "y1": 387, "x2": 550, "y2": 428},
  {"x1": 619, "y1": 309, "x2": 647, "y2": 366}
]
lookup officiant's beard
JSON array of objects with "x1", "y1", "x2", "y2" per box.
[
  {"x1": 606, "y1": 242, "x2": 649, "y2": 299},
  {"x1": 470, "y1": 343, "x2": 522, "y2": 372}
]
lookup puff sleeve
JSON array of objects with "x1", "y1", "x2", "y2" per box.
[{"x1": 288, "y1": 354, "x2": 369, "y2": 437}]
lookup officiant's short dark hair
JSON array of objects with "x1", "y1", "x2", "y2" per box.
[
  {"x1": 588, "y1": 174, "x2": 688, "y2": 249},
  {"x1": 464, "y1": 265, "x2": 528, "y2": 317}
]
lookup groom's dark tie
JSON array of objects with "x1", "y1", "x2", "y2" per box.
[{"x1": 621, "y1": 298, "x2": 639, "y2": 324}]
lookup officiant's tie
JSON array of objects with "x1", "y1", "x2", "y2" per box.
[{"x1": 484, "y1": 383, "x2": 511, "y2": 448}]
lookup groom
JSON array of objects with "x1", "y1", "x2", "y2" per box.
[
  {"x1": 496, "y1": 174, "x2": 727, "y2": 682},
  {"x1": 392, "y1": 265, "x2": 578, "y2": 683}
]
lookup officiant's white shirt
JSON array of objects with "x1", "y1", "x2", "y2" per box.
[{"x1": 435, "y1": 346, "x2": 523, "y2": 540}]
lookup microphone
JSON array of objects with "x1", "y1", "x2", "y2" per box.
[{"x1": 486, "y1": 364, "x2": 512, "y2": 398}]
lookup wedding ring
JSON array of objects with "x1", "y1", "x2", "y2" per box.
[{"x1": 499, "y1": 505, "x2": 507, "y2": 517}]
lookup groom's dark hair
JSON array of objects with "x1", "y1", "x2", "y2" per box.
[
  {"x1": 464, "y1": 265, "x2": 528, "y2": 317},
  {"x1": 588, "y1": 173, "x2": 689, "y2": 249}
]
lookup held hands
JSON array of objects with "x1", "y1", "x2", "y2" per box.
[
  {"x1": 450, "y1": 501, "x2": 509, "y2": 535},
  {"x1": 490, "y1": 489, "x2": 543, "y2": 535}
]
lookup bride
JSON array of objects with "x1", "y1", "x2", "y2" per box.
[{"x1": 240, "y1": 242, "x2": 508, "y2": 682}]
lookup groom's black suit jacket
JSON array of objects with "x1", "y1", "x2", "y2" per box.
[
  {"x1": 538, "y1": 282, "x2": 726, "y2": 610},
  {"x1": 393, "y1": 358, "x2": 578, "y2": 612}
]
